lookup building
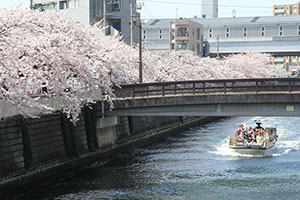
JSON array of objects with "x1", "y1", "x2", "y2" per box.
[
  {"x1": 142, "y1": 19, "x2": 175, "y2": 54},
  {"x1": 191, "y1": 15, "x2": 300, "y2": 70},
  {"x1": 273, "y1": 2, "x2": 300, "y2": 16},
  {"x1": 31, "y1": 0, "x2": 140, "y2": 45},
  {"x1": 201, "y1": 0, "x2": 218, "y2": 18},
  {"x1": 273, "y1": 1, "x2": 300, "y2": 71},
  {"x1": 174, "y1": 18, "x2": 203, "y2": 56},
  {"x1": 142, "y1": 18, "x2": 203, "y2": 56}
]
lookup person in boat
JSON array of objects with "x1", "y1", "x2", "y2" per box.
[
  {"x1": 237, "y1": 124, "x2": 245, "y2": 142},
  {"x1": 237, "y1": 124, "x2": 244, "y2": 136},
  {"x1": 255, "y1": 122, "x2": 263, "y2": 130},
  {"x1": 266, "y1": 129, "x2": 272, "y2": 138},
  {"x1": 256, "y1": 131, "x2": 263, "y2": 145},
  {"x1": 248, "y1": 127, "x2": 253, "y2": 134},
  {"x1": 252, "y1": 130, "x2": 258, "y2": 144},
  {"x1": 245, "y1": 131, "x2": 253, "y2": 143},
  {"x1": 261, "y1": 130, "x2": 270, "y2": 147}
]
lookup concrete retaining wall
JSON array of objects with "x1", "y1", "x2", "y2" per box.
[
  {"x1": 0, "y1": 121, "x2": 25, "y2": 177},
  {"x1": 0, "y1": 103, "x2": 220, "y2": 196}
]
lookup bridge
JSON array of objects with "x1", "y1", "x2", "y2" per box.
[{"x1": 106, "y1": 78, "x2": 300, "y2": 117}]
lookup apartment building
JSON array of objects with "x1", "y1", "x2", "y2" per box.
[
  {"x1": 174, "y1": 18, "x2": 203, "y2": 56},
  {"x1": 31, "y1": 0, "x2": 140, "y2": 45},
  {"x1": 192, "y1": 15, "x2": 300, "y2": 71},
  {"x1": 273, "y1": 2, "x2": 300, "y2": 70},
  {"x1": 273, "y1": 2, "x2": 300, "y2": 16}
]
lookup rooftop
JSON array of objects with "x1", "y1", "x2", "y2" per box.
[
  {"x1": 142, "y1": 19, "x2": 175, "y2": 26},
  {"x1": 142, "y1": 15, "x2": 300, "y2": 27},
  {"x1": 190, "y1": 15, "x2": 300, "y2": 26}
]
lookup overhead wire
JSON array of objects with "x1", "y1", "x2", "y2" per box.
[{"x1": 138, "y1": 0, "x2": 272, "y2": 9}]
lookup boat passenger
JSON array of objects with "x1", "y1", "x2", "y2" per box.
[
  {"x1": 256, "y1": 133, "x2": 263, "y2": 145},
  {"x1": 252, "y1": 131, "x2": 258, "y2": 144},
  {"x1": 266, "y1": 129, "x2": 272, "y2": 138},
  {"x1": 248, "y1": 127, "x2": 253, "y2": 134},
  {"x1": 237, "y1": 124, "x2": 244, "y2": 136},
  {"x1": 261, "y1": 131, "x2": 270, "y2": 147},
  {"x1": 246, "y1": 132, "x2": 252, "y2": 143}
]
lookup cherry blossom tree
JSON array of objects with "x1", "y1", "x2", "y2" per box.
[
  {"x1": 0, "y1": 8, "x2": 134, "y2": 122},
  {"x1": 0, "y1": 8, "x2": 278, "y2": 122},
  {"x1": 143, "y1": 51, "x2": 276, "y2": 82}
]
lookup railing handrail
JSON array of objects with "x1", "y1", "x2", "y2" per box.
[
  {"x1": 114, "y1": 78, "x2": 300, "y2": 98},
  {"x1": 119, "y1": 78, "x2": 300, "y2": 88}
]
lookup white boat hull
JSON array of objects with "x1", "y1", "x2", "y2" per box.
[{"x1": 230, "y1": 147, "x2": 270, "y2": 155}]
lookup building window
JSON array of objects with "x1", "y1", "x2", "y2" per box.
[
  {"x1": 279, "y1": 26, "x2": 283, "y2": 36},
  {"x1": 298, "y1": 25, "x2": 300, "y2": 35},
  {"x1": 112, "y1": 0, "x2": 121, "y2": 11},
  {"x1": 209, "y1": 28, "x2": 212, "y2": 38},
  {"x1": 261, "y1": 26, "x2": 265, "y2": 37},
  {"x1": 177, "y1": 43, "x2": 187, "y2": 50},
  {"x1": 243, "y1": 27, "x2": 247, "y2": 37},
  {"x1": 59, "y1": 0, "x2": 68, "y2": 10},
  {"x1": 197, "y1": 28, "x2": 200, "y2": 40},
  {"x1": 143, "y1": 30, "x2": 146, "y2": 39},
  {"x1": 226, "y1": 27, "x2": 230, "y2": 38},
  {"x1": 159, "y1": 29, "x2": 163, "y2": 39}
]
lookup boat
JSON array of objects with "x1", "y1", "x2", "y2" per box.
[{"x1": 229, "y1": 120, "x2": 278, "y2": 155}]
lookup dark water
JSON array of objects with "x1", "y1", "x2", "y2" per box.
[{"x1": 12, "y1": 117, "x2": 300, "y2": 200}]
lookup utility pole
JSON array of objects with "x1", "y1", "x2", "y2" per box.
[
  {"x1": 139, "y1": 21, "x2": 143, "y2": 83},
  {"x1": 217, "y1": 29, "x2": 220, "y2": 58},
  {"x1": 130, "y1": 1, "x2": 134, "y2": 46},
  {"x1": 103, "y1": 0, "x2": 106, "y2": 35},
  {"x1": 169, "y1": 21, "x2": 172, "y2": 50},
  {"x1": 57, "y1": 0, "x2": 60, "y2": 10},
  {"x1": 30, "y1": 0, "x2": 33, "y2": 9}
]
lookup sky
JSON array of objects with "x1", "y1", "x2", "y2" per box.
[{"x1": 1, "y1": 0, "x2": 300, "y2": 19}]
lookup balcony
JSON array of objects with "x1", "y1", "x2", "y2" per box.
[{"x1": 176, "y1": 27, "x2": 189, "y2": 39}]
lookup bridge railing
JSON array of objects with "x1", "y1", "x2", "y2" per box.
[{"x1": 114, "y1": 78, "x2": 300, "y2": 98}]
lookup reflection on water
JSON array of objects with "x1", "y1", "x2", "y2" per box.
[{"x1": 10, "y1": 117, "x2": 300, "y2": 200}]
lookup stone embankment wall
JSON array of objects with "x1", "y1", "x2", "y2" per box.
[{"x1": 0, "y1": 103, "x2": 219, "y2": 195}]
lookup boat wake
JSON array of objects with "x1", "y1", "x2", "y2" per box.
[{"x1": 272, "y1": 139, "x2": 300, "y2": 157}]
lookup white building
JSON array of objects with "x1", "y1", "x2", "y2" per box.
[
  {"x1": 142, "y1": 19, "x2": 175, "y2": 54},
  {"x1": 201, "y1": 0, "x2": 218, "y2": 18},
  {"x1": 192, "y1": 15, "x2": 300, "y2": 70},
  {"x1": 142, "y1": 18, "x2": 203, "y2": 56},
  {"x1": 31, "y1": 0, "x2": 140, "y2": 45}
]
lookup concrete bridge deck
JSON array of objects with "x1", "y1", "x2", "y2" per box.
[{"x1": 106, "y1": 91, "x2": 300, "y2": 117}]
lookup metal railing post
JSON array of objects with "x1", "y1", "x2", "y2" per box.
[
  {"x1": 256, "y1": 81, "x2": 258, "y2": 93},
  {"x1": 132, "y1": 87, "x2": 135, "y2": 98},
  {"x1": 224, "y1": 82, "x2": 227, "y2": 94},
  {"x1": 193, "y1": 83, "x2": 195, "y2": 95},
  {"x1": 147, "y1": 85, "x2": 149, "y2": 97}
]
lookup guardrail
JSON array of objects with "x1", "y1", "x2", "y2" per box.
[{"x1": 114, "y1": 78, "x2": 300, "y2": 98}]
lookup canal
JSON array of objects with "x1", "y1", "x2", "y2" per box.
[{"x1": 11, "y1": 117, "x2": 300, "y2": 200}]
